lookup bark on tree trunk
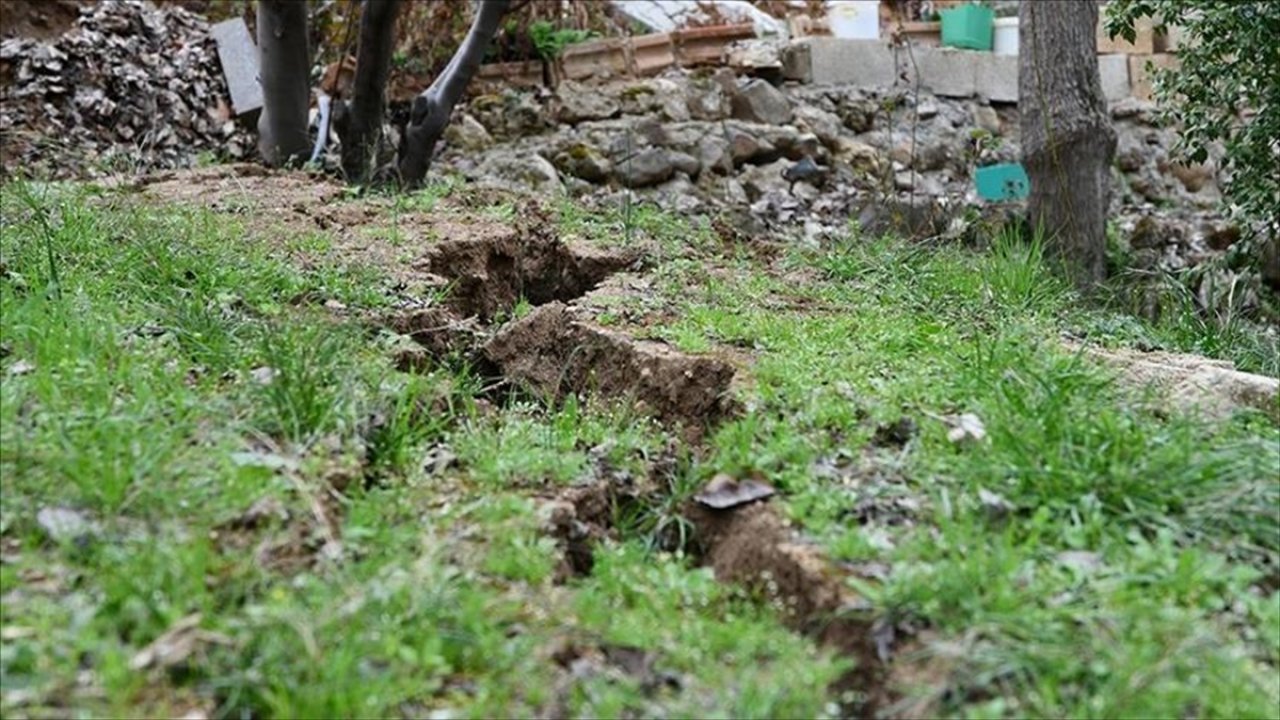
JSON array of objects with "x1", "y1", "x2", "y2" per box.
[
  {"x1": 256, "y1": 0, "x2": 311, "y2": 167},
  {"x1": 398, "y1": 0, "x2": 510, "y2": 187},
  {"x1": 1019, "y1": 0, "x2": 1117, "y2": 291},
  {"x1": 337, "y1": 0, "x2": 402, "y2": 183}
]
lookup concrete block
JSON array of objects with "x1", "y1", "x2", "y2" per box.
[
  {"x1": 1129, "y1": 53, "x2": 1179, "y2": 101},
  {"x1": 975, "y1": 52, "x2": 1018, "y2": 102},
  {"x1": 1097, "y1": 54, "x2": 1130, "y2": 102},
  {"x1": 210, "y1": 18, "x2": 261, "y2": 116},
  {"x1": 916, "y1": 46, "x2": 979, "y2": 98},
  {"x1": 802, "y1": 38, "x2": 903, "y2": 87}
]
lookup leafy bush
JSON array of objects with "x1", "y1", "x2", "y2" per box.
[{"x1": 1105, "y1": 2, "x2": 1279, "y2": 246}]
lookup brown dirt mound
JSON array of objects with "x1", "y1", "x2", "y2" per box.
[{"x1": 484, "y1": 302, "x2": 738, "y2": 429}]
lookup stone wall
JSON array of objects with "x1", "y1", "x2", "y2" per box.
[{"x1": 441, "y1": 70, "x2": 1230, "y2": 272}]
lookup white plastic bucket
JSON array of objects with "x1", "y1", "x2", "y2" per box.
[
  {"x1": 827, "y1": 1, "x2": 880, "y2": 40},
  {"x1": 993, "y1": 17, "x2": 1019, "y2": 55}
]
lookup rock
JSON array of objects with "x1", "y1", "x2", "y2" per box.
[
  {"x1": 37, "y1": 506, "x2": 98, "y2": 542},
  {"x1": 556, "y1": 82, "x2": 621, "y2": 123},
  {"x1": 686, "y1": 76, "x2": 731, "y2": 121},
  {"x1": 1129, "y1": 215, "x2": 1164, "y2": 249},
  {"x1": 833, "y1": 138, "x2": 880, "y2": 174},
  {"x1": 443, "y1": 113, "x2": 493, "y2": 152},
  {"x1": 1065, "y1": 341, "x2": 1280, "y2": 421},
  {"x1": 973, "y1": 104, "x2": 1001, "y2": 134},
  {"x1": 471, "y1": 91, "x2": 547, "y2": 140},
  {"x1": 725, "y1": 127, "x2": 772, "y2": 166},
  {"x1": 694, "y1": 473, "x2": 775, "y2": 509},
  {"x1": 473, "y1": 152, "x2": 562, "y2": 192},
  {"x1": 917, "y1": 100, "x2": 939, "y2": 120},
  {"x1": 618, "y1": 79, "x2": 690, "y2": 122},
  {"x1": 739, "y1": 159, "x2": 792, "y2": 201},
  {"x1": 670, "y1": 151, "x2": 702, "y2": 178},
  {"x1": 792, "y1": 105, "x2": 843, "y2": 147},
  {"x1": 616, "y1": 147, "x2": 676, "y2": 188},
  {"x1": 697, "y1": 136, "x2": 732, "y2": 175},
  {"x1": 651, "y1": 174, "x2": 703, "y2": 213},
  {"x1": 554, "y1": 142, "x2": 612, "y2": 183},
  {"x1": 731, "y1": 78, "x2": 792, "y2": 126},
  {"x1": 837, "y1": 95, "x2": 878, "y2": 133}
]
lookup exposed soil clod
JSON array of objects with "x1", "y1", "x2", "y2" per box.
[{"x1": 484, "y1": 302, "x2": 738, "y2": 429}]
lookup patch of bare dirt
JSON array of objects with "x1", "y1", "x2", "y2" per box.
[
  {"x1": 485, "y1": 302, "x2": 739, "y2": 430},
  {"x1": 1066, "y1": 341, "x2": 1280, "y2": 420}
]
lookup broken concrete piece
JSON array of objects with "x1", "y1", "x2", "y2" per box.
[{"x1": 210, "y1": 18, "x2": 262, "y2": 116}]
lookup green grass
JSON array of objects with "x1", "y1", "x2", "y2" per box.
[
  {"x1": 0, "y1": 183, "x2": 841, "y2": 718},
  {"x1": 2, "y1": 182, "x2": 1278, "y2": 719},
  {"x1": 637, "y1": 229, "x2": 1280, "y2": 718}
]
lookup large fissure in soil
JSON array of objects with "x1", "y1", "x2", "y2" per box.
[
  {"x1": 388, "y1": 211, "x2": 739, "y2": 430},
  {"x1": 543, "y1": 476, "x2": 890, "y2": 717}
]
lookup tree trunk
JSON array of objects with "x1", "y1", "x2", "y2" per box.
[
  {"x1": 256, "y1": 0, "x2": 311, "y2": 167},
  {"x1": 398, "y1": 0, "x2": 510, "y2": 187},
  {"x1": 337, "y1": 0, "x2": 402, "y2": 183},
  {"x1": 1019, "y1": 0, "x2": 1117, "y2": 290}
]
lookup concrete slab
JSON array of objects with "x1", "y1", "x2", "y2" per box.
[
  {"x1": 210, "y1": 18, "x2": 261, "y2": 116},
  {"x1": 802, "y1": 37, "x2": 903, "y2": 87},
  {"x1": 1097, "y1": 53, "x2": 1130, "y2": 102},
  {"x1": 917, "y1": 46, "x2": 978, "y2": 98},
  {"x1": 975, "y1": 52, "x2": 1018, "y2": 102}
]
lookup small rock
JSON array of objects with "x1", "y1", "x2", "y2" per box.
[
  {"x1": 793, "y1": 105, "x2": 843, "y2": 147},
  {"x1": 615, "y1": 147, "x2": 675, "y2": 188},
  {"x1": 555, "y1": 143, "x2": 612, "y2": 183},
  {"x1": 1055, "y1": 550, "x2": 1102, "y2": 573},
  {"x1": 249, "y1": 366, "x2": 276, "y2": 385},
  {"x1": 973, "y1": 104, "x2": 1001, "y2": 134},
  {"x1": 977, "y1": 488, "x2": 1014, "y2": 518},
  {"x1": 731, "y1": 78, "x2": 792, "y2": 126},
  {"x1": 7, "y1": 359, "x2": 35, "y2": 376},
  {"x1": 443, "y1": 113, "x2": 492, "y2": 152},
  {"x1": 556, "y1": 81, "x2": 621, "y2": 124},
  {"x1": 694, "y1": 473, "x2": 775, "y2": 510},
  {"x1": 945, "y1": 413, "x2": 986, "y2": 443},
  {"x1": 36, "y1": 506, "x2": 98, "y2": 542}
]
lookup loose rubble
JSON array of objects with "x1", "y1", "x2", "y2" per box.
[{"x1": 0, "y1": 0, "x2": 252, "y2": 178}]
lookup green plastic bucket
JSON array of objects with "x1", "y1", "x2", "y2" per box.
[
  {"x1": 975, "y1": 163, "x2": 1029, "y2": 201},
  {"x1": 941, "y1": 4, "x2": 995, "y2": 51}
]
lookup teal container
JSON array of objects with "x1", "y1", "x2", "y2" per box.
[
  {"x1": 975, "y1": 163, "x2": 1029, "y2": 201},
  {"x1": 941, "y1": 3, "x2": 995, "y2": 51}
]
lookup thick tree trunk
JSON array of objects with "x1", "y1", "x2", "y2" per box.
[
  {"x1": 256, "y1": 0, "x2": 311, "y2": 167},
  {"x1": 1019, "y1": 0, "x2": 1117, "y2": 290},
  {"x1": 398, "y1": 0, "x2": 510, "y2": 187},
  {"x1": 337, "y1": 0, "x2": 402, "y2": 183}
]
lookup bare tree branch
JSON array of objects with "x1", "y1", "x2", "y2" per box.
[{"x1": 397, "y1": 0, "x2": 511, "y2": 187}]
